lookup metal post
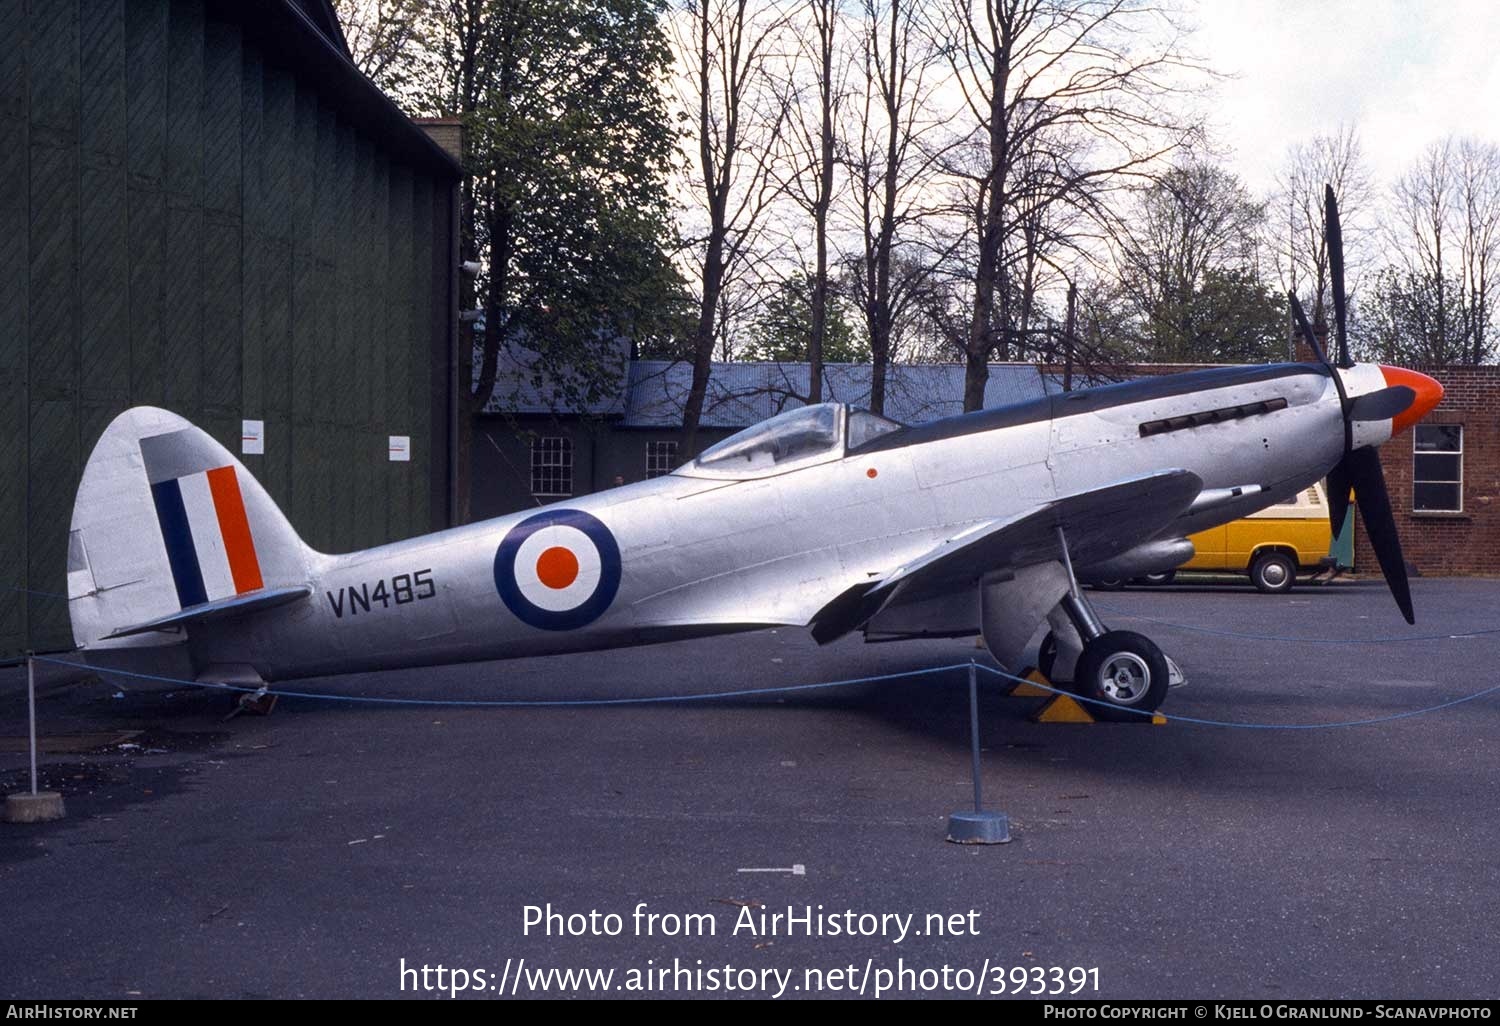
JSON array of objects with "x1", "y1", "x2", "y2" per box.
[
  {"x1": 968, "y1": 661, "x2": 982, "y2": 813},
  {"x1": 945, "y1": 661, "x2": 1010, "y2": 844},
  {"x1": 27, "y1": 654, "x2": 38, "y2": 795},
  {"x1": 3, "y1": 653, "x2": 64, "y2": 823}
]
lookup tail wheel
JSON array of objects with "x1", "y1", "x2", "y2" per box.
[
  {"x1": 1075, "y1": 630, "x2": 1169, "y2": 722},
  {"x1": 1249, "y1": 551, "x2": 1296, "y2": 594}
]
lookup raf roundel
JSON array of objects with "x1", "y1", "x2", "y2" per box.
[{"x1": 494, "y1": 509, "x2": 622, "y2": 630}]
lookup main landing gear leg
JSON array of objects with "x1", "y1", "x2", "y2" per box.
[{"x1": 1046, "y1": 526, "x2": 1173, "y2": 722}]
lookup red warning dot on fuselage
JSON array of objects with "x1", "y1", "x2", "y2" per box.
[{"x1": 536, "y1": 546, "x2": 580, "y2": 590}]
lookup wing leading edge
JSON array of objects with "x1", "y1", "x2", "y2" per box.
[{"x1": 809, "y1": 468, "x2": 1204, "y2": 644}]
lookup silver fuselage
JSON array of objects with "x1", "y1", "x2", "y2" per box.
[{"x1": 180, "y1": 363, "x2": 1372, "y2": 682}]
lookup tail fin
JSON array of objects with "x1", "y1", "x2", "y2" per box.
[{"x1": 68, "y1": 407, "x2": 314, "y2": 651}]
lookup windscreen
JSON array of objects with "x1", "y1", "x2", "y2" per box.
[{"x1": 846, "y1": 408, "x2": 904, "y2": 450}]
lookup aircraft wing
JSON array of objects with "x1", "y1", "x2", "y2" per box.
[{"x1": 809, "y1": 468, "x2": 1203, "y2": 643}]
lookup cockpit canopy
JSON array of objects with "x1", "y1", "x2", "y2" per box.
[{"x1": 688, "y1": 403, "x2": 903, "y2": 476}]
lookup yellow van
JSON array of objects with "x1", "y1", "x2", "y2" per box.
[
  {"x1": 1180, "y1": 483, "x2": 1334, "y2": 593},
  {"x1": 1091, "y1": 484, "x2": 1335, "y2": 593}
]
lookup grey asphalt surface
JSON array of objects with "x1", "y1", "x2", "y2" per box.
[{"x1": 2, "y1": 576, "x2": 1498, "y2": 1000}]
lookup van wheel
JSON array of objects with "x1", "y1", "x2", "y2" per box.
[{"x1": 1250, "y1": 551, "x2": 1296, "y2": 594}]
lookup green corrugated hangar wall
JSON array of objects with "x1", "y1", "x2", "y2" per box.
[{"x1": 0, "y1": 0, "x2": 459, "y2": 659}]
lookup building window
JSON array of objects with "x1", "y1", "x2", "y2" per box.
[
  {"x1": 646, "y1": 440, "x2": 679, "y2": 479},
  {"x1": 1413, "y1": 425, "x2": 1462, "y2": 513},
  {"x1": 531, "y1": 437, "x2": 573, "y2": 497}
]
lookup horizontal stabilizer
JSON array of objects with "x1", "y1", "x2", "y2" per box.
[{"x1": 104, "y1": 585, "x2": 312, "y2": 640}]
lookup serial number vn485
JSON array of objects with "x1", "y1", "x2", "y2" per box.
[{"x1": 326, "y1": 570, "x2": 436, "y2": 618}]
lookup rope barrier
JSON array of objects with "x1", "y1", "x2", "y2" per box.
[
  {"x1": 26, "y1": 653, "x2": 1500, "y2": 731},
  {"x1": 31, "y1": 655, "x2": 972, "y2": 708},
  {"x1": 12, "y1": 585, "x2": 1500, "y2": 728}
]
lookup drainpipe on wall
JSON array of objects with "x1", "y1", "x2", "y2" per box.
[{"x1": 415, "y1": 117, "x2": 465, "y2": 528}]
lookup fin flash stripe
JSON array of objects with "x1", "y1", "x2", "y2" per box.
[
  {"x1": 150, "y1": 478, "x2": 209, "y2": 609},
  {"x1": 206, "y1": 466, "x2": 263, "y2": 593}
]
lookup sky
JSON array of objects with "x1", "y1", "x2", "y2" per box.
[{"x1": 1189, "y1": 0, "x2": 1500, "y2": 193}]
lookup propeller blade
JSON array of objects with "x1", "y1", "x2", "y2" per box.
[
  {"x1": 1325, "y1": 184, "x2": 1351, "y2": 368},
  {"x1": 1345, "y1": 446, "x2": 1414, "y2": 624},
  {"x1": 1348, "y1": 385, "x2": 1416, "y2": 422},
  {"x1": 1326, "y1": 462, "x2": 1351, "y2": 541},
  {"x1": 1288, "y1": 291, "x2": 1327, "y2": 364}
]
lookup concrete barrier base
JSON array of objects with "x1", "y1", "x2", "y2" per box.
[{"x1": 4, "y1": 791, "x2": 66, "y2": 823}]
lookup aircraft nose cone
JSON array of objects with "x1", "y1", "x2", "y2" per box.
[{"x1": 1379, "y1": 365, "x2": 1444, "y2": 434}]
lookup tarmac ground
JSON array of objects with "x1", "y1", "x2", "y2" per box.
[{"x1": 2, "y1": 575, "x2": 1498, "y2": 999}]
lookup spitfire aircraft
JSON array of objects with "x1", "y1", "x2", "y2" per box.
[{"x1": 66, "y1": 188, "x2": 1443, "y2": 719}]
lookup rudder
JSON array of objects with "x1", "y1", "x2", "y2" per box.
[{"x1": 68, "y1": 407, "x2": 314, "y2": 651}]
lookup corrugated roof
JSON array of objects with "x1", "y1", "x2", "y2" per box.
[
  {"x1": 620, "y1": 360, "x2": 1059, "y2": 427},
  {"x1": 480, "y1": 338, "x2": 632, "y2": 417},
  {"x1": 479, "y1": 346, "x2": 1133, "y2": 426}
]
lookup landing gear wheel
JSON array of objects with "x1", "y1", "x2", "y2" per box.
[
  {"x1": 1143, "y1": 570, "x2": 1176, "y2": 586},
  {"x1": 1038, "y1": 631, "x2": 1059, "y2": 682},
  {"x1": 1249, "y1": 551, "x2": 1296, "y2": 594},
  {"x1": 1091, "y1": 578, "x2": 1126, "y2": 592},
  {"x1": 1075, "y1": 630, "x2": 1169, "y2": 722}
]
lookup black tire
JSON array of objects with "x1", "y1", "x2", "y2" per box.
[
  {"x1": 1090, "y1": 578, "x2": 1126, "y2": 591},
  {"x1": 1249, "y1": 551, "x2": 1296, "y2": 594},
  {"x1": 1142, "y1": 570, "x2": 1176, "y2": 586},
  {"x1": 1038, "y1": 631, "x2": 1059, "y2": 681},
  {"x1": 1074, "y1": 630, "x2": 1169, "y2": 722}
]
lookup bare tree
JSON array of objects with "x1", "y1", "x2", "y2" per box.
[
  {"x1": 672, "y1": 1, "x2": 794, "y2": 455},
  {"x1": 1269, "y1": 125, "x2": 1373, "y2": 349},
  {"x1": 931, "y1": 0, "x2": 1205, "y2": 411},
  {"x1": 1387, "y1": 138, "x2": 1460, "y2": 361},
  {"x1": 841, "y1": 0, "x2": 946, "y2": 414},
  {"x1": 1374, "y1": 136, "x2": 1500, "y2": 365},
  {"x1": 1455, "y1": 137, "x2": 1500, "y2": 364},
  {"x1": 774, "y1": 0, "x2": 849, "y2": 402}
]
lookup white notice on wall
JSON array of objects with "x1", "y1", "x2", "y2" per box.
[
  {"x1": 389, "y1": 436, "x2": 411, "y2": 462},
  {"x1": 242, "y1": 420, "x2": 265, "y2": 456}
]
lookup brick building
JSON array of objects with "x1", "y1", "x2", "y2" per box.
[{"x1": 1359, "y1": 366, "x2": 1500, "y2": 577}]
